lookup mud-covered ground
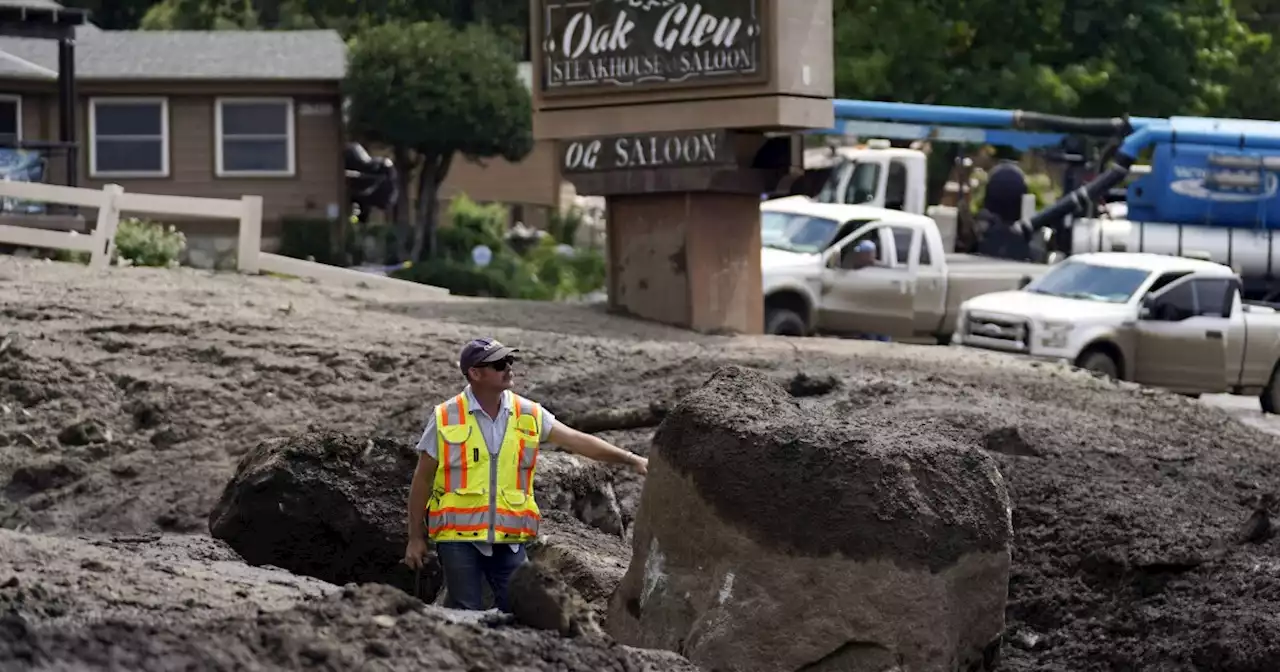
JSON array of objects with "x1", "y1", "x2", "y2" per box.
[{"x1": 3, "y1": 255, "x2": 1280, "y2": 671}]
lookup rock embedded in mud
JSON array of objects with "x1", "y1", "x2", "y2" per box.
[
  {"x1": 4, "y1": 458, "x2": 88, "y2": 501},
  {"x1": 508, "y1": 560, "x2": 595, "y2": 637},
  {"x1": 528, "y1": 512, "x2": 630, "y2": 624},
  {"x1": 56, "y1": 420, "x2": 109, "y2": 447},
  {"x1": 606, "y1": 365, "x2": 1014, "y2": 672},
  {"x1": 984, "y1": 425, "x2": 1040, "y2": 457},
  {"x1": 208, "y1": 432, "x2": 439, "y2": 600}
]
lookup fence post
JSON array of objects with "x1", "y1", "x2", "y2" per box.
[
  {"x1": 237, "y1": 194, "x2": 263, "y2": 274},
  {"x1": 88, "y1": 184, "x2": 124, "y2": 271}
]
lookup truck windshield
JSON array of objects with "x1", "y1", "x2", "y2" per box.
[
  {"x1": 761, "y1": 212, "x2": 839, "y2": 253},
  {"x1": 1024, "y1": 260, "x2": 1151, "y2": 303}
]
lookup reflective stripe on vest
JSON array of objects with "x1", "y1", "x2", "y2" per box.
[{"x1": 427, "y1": 391, "x2": 542, "y2": 543}]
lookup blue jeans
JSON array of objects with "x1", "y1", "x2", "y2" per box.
[{"x1": 435, "y1": 542, "x2": 527, "y2": 612}]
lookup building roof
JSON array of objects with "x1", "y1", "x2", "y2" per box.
[
  {"x1": 1, "y1": 0, "x2": 67, "y2": 8},
  {"x1": 0, "y1": 26, "x2": 346, "y2": 81}
]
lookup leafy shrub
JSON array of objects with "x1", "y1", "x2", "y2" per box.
[
  {"x1": 436, "y1": 194, "x2": 507, "y2": 260},
  {"x1": 113, "y1": 218, "x2": 186, "y2": 267},
  {"x1": 393, "y1": 192, "x2": 607, "y2": 300},
  {"x1": 546, "y1": 206, "x2": 585, "y2": 246},
  {"x1": 279, "y1": 216, "x2": 340, "y2": 265}
]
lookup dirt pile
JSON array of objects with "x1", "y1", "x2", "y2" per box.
[
  {"x1": 209, "y1": 431, "x2": 636, "y2": 606},
  {"x1": 0, "y1": 529, "x2": 697, "y2": 671},
  {"x1": 208, "y1": 432, "x2": 437, "y2": 597},
  {"x1": 6, "y1": 258, "x2": 1280, "y2": 670},
  {"x1": 607, "y1": 365, "x2": 1012, "y2": 671}
]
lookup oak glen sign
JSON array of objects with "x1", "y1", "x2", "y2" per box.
[
  {"x1": 562, "y1": 131, "x2": 728, "y2": 172},
  {"x1": 541, "y1": 0, "x2": 763, "y2": 91}
]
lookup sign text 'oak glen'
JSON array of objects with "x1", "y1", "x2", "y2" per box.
[{"x1": 539, "y1": 0, "x2": 764, "y2": 93}]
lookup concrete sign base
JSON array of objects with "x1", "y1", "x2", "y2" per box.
[{"x1": 606, "y1": 191, "x2": 763, "y2": 333}]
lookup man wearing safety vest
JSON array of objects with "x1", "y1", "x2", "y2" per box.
[{"x1": 403, "y1": 337, "x2": 649, "y2": 611}]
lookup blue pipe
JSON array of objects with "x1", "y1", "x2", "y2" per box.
[
  {"x1": 833, "y1": 99, "x2": 1017, "y2": 127},
  {"x1": 1118, "y1": 123, "x2": 1280, "y2": 159},
  {"x1": 832, "y1": 98, "x2": 1158, "y2": 137}
]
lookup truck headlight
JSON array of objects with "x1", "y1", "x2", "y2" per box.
[{"x1": 1038, "y1": 321, "x2": 1071, "y2": 349}]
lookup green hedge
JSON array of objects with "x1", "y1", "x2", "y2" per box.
[{"x1": 392, "y1": 193, "x2": 605, "y2": 300}]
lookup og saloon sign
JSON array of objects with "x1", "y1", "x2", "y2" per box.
[
  {"x1": 561, "y1": 130, "x2": 733, "y2": 173},
  {"x1": 539, "y1": 0, "x2": 765, "y2": 94}
]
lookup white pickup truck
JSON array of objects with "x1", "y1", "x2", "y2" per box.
[
  {"x1": 761, "y1": 199, "x2": 1046, "y2": 341},
  {"x1": 953, "y1": 252, "x2": 1280, "y2": 409}
]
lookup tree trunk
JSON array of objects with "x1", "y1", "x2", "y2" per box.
[
  {"x1": 391, "y1": 147, "x2": 414, "y2": 263},
  {"x1": 410, "y1": 152, "x2": 455, "y2": 262}
]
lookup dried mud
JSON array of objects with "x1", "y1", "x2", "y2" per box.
[{"x1": 3, "y1": 256, "x2": 1280, "y2": 670}]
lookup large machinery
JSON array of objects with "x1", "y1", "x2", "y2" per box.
[
  {"x1": 813, "y1": 99, "x2": 1153, "y2": 256},
  {"x1": 1030, "y1": 116, "x2": 1280, "y2": 299},
  {"x1": 822, "y1": 99, "x2": 1280, "y2": 299}
]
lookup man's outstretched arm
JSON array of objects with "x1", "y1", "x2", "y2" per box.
[{"x1": 548, "y1": 423, "x2": 648, "y2": 474}]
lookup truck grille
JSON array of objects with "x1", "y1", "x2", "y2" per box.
[{"x1": 964, "y1": 313, "x2": 1030, "y2": 352}]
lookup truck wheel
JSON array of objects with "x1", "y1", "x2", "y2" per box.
[
  {"x1": 1076, "y1": 350, "x2": 1119, "y2": 379},
  {"x1": 765, "y1": 307, "x2": 807, "y2": 336},
  {"x1": 1261, "y1": 365, "x2": 1280, "y2": 414}
]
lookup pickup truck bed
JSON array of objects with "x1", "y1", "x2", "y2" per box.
[{"x1": 944, "y1": 253, "x2": 1046, "y2": 275}]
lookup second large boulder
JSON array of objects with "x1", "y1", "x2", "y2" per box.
[{"x1": 605, "y1": 366, "x2": 1014, "y2": 671}]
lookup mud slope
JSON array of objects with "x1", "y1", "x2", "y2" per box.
[
  {"x1": 0, "y1": 529, "x2": 695, "y2": 671},
  {"x1": 3, "y1": 257, "x2": 1280, "y2": 670}
]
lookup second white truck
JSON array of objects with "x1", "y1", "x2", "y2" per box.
[
  {"x1": 761, "y1": 198, "x2": 1046, "y2": 341},
  {"x1": 953, "y1": 252, "x2": 1280, "y2": 408}
]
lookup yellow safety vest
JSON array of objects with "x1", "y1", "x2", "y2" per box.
[{"x1": 427, "y1": 391, "x2": 543, "y2": 544}]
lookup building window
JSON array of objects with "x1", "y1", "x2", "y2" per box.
[
  {"x1": 216, "y1": 98, "x2": 294, "y2": 177},
  {"x1": 0, "y1": 95, "x2": 21, "y2": 147},
  {"x1": 89, "y1": 98, "x2": 169, "y2": 177}
]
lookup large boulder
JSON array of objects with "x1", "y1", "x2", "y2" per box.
[
  {"x1": 210, "y1": 432, "x2": 632, "y2": 605},
  {"x1": 208, "y1": 433, "x2": 434, "y2": 598},
  {"x1": 605, "y1": 366, "x2": 1014, "y2": 672}
]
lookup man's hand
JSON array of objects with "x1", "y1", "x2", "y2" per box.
[
  {"x1": 404, "y1": 536, "x2": 428, "y2": 569},
  {"x1": 631, "y1": 455, "x2": 649, "y2": 475}
]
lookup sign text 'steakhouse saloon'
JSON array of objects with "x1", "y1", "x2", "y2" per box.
[{"x1": 539, "y1": 0, "x2": 765, "y2": 94}]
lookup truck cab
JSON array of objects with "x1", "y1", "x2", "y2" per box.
[
  {"x1": 782, "y1": 144, "x2": 966, "y2": 252},
  {"x1": 761, "y1": 199, "x2": 1046, "y2": 341},
  {"x1": 954, "y1": 252, "x2": 1280, "y2": 409},
  {"x1": 811, "y1": 145, "x2": 930, "y2": 214}
]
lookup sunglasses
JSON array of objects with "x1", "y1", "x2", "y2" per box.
[{"x1": 478, "y1": 357, "x2": 516, "y2": 372}]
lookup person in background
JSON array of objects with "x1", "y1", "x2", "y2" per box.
[
  {"x1": 403, "y1": 337, "x2": 648, "y2": 612},
  {"x1": 844, "y1": 240, "x2": 892, "y2": 342}
]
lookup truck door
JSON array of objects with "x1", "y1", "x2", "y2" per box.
[
  {"x1": 817, "y1": 223, "x2": 915, "y2": 338},
  {"x1": 896, "y1": 225, "x2": 946, "y2": 336},
  {"x1": 835, "y1": 156, "x2": 886, "y2": 207},
  {"x1": 1133, "y1": 276, "x2": 1231, "y2": 392},
  {"x1": 884, "y1": 159, "x2": 909, "y2": 211}
]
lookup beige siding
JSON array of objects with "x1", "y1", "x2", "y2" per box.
[
  {"x1": 438, "y1": 139, "x2": 560, "y2": 208},
  {"x1": 1, "y1": 83, "x2": 344, "y2": 233}
]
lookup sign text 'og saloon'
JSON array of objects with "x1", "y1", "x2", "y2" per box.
[
  {"x1": 561, "y1": 130, "x2": 732, "y2": 173},
  {"x1": 539, "y1": 0, "x2": 764, "y2": 93}
]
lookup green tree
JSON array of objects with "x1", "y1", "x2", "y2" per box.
[
  {"x1": 344, "y1": 21, "x2": 533, "y2": 262},
  {"x1": 833, "y1": 0, "x2": 1265, "y2": 119},
  {"x1": 62, "y1": 0, "x2": 158, "y2": 30}
]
